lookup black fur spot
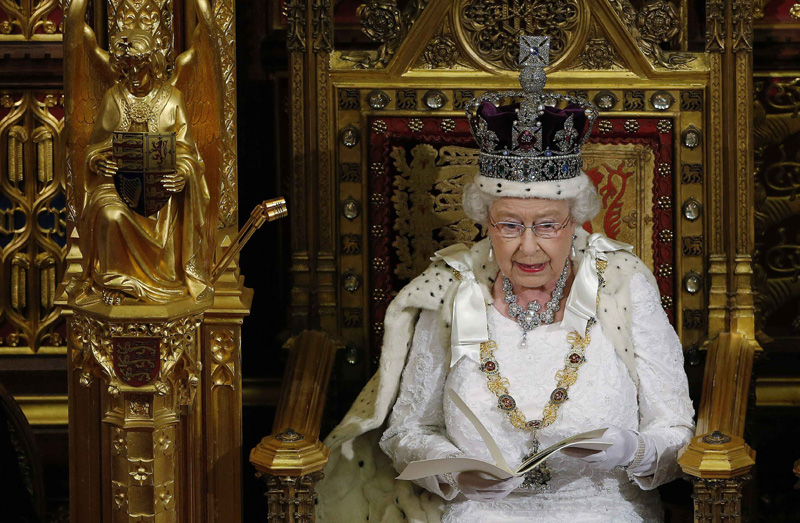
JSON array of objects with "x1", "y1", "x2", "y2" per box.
[{"x1": 359, "y1": 460, "x2": 364, "y2": 467}]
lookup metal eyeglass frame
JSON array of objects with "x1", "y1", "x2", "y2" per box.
[{"x1": 488, "y1": 213, "x2": 572, "y2": 239}]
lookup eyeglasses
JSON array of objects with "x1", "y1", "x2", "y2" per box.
[{"x1": 489, "y1": 214, "x2": 571, "y2": 239}]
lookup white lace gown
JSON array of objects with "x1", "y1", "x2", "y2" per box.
[{"x1": 380, "y1": 272, "x2": 695, "y2": 523}]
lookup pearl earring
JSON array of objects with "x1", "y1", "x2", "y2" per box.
[
  {"x1": 488, "y1": 243, "x2": 494, "y2": 261},
  {"x1": 571, "y1": 234, "x2": 577, "y2": 258}
]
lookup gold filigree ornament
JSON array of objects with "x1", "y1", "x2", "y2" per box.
[
  {"x1": 455, "y1": 0, "x2": 588, "y2": 72},
  {"x1": 478, "y1": 258, "x2": 606, "y2": 487}
]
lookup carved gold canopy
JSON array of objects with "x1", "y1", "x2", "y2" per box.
[{"x1": 269, "y1": 1, "x2": 760, "y2": 521}]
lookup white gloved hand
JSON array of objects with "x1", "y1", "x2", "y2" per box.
[
  {"x1": 449, "y1": 471, "x2": 525, "y2": 502},
  {"x1": 561, "y1": 426, "x2": 657, "y2": 475}
]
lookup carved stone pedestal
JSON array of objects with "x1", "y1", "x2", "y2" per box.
[{"x1": 68, "y1": 298, "x2": 205, "y2": 523}]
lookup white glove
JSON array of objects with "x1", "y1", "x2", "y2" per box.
[
  {"x1": 562, "y1": 426, "x2": 657, "y2": 475},
  {"x1": 447, "y1": 471, "x2": 524, "y2": 502}
]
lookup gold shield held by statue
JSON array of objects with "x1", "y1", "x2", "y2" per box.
[{"x1": 112, "y1": 131, "x2": 177, "y2": 217}]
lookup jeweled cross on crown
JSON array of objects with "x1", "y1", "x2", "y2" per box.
[{"x1": 519, "y1": 35, "x2": 549, "y2": 68}]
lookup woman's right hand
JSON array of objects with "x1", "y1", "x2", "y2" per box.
[
  {"x1": 97, "y1": 153, "x2": 118, "y2": 177},
  {"x1": 451, "y1": 471, "x2": 524, "y2": 502}
]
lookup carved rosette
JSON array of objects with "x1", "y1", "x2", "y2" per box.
[
  {"x1": 609, "y1": 0, "x2": 695, "y2": 69},
  {"x1": 350, "y1": 0, "x2": 430, "y2": 68},
  {"x1": 358, "y1": 0, "x2": 403, "y2": 42},
  {"x1": 578, "y1": 38, "x2": 621, "y2": 70},
  {"x1": 421, "y1": 35, "x2": 460, "y2": 69},
  {"x1": 636, "y1": 0, "x2": 679, "y2": 43}
]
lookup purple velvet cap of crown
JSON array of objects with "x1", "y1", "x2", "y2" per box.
[{"x1": 476, "y1": 101, "x2": 589, "y2": 151}]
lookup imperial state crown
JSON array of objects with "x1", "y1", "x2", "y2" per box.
[{"x1": 466, "y1": 36, "x2": 598, "y2": 186}]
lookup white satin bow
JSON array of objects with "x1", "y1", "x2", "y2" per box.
[
  {"x1": 431, "y1": 244, "x2": 488, "y2": 368},
  {"x1": 562, "y1": 233, "x2": 634, "y2": 333}
]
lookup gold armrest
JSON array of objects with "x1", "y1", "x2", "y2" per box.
[
  {"x1": 678, "y1": 332, "x2": 757, "y2": 521},
  {"x1": 249, "y1": 330, "x2": 337, "y2": 521}
]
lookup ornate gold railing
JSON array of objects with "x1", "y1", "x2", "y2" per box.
[
  {"x1": 250, "y1": 331, "x2": 337, "y2": 522},
  {"x1": 678, "y1": 332, "x2": 757, "y2": 521}
]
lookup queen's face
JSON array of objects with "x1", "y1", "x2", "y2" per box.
[{"x1": 487, "y1": 197, "x2": 575, "y2": 290}]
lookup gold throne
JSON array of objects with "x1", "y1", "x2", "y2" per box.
[{"x1": 252, "y1": 0, "x2": 760, "y2": 521}]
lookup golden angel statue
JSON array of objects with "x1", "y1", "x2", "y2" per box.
[{"x1": 64, "y1": 0, "x2": 223, "y2": 306}]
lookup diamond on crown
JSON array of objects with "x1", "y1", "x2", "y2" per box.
[{"x1": 466, "y1": 36, "x2": 598, "y2": 184}]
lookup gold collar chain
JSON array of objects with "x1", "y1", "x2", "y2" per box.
[{"x1": 479, "y1": 258, "x2": 607, "y2": 435}]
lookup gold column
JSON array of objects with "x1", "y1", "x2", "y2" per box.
[
  {"x1": 287, "y1": 0, "x2": 336, "y2": 332},
  {"x1": 680, "y1": 7, "x2": 758, "y2": 517},
  {"x1": 195, "y1": 262, "x2": 253, "y2": 523},
  {"x1": 69, "y1": 300, "x2": 204, "y2": 522}
]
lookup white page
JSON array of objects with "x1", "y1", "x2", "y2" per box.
[{"x1": 396, "y1": 389, "x2": 612, "y2": 481}]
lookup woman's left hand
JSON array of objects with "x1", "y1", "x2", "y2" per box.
[{"x1": 562, "y1": 426, "x2": 654, "y2": 473}]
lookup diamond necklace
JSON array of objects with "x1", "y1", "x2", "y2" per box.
[{"x1": 502, "y1": 259, "x2": 569, "y2": 349}]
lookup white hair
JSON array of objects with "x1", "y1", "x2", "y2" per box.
[{"x1": 461, "y1": 174, "x2": 602, "y2": 227}]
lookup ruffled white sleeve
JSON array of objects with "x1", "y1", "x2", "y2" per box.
[
  {"x1": 379, "y1": 309, "x2": 463, "y2": 500},
  {"x1": 629, "y1": 272, "x2": 696, "y2": 489}
]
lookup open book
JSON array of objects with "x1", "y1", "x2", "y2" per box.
[{"x1": 397, "y1": 389, "x2": 612, "y2": 481}]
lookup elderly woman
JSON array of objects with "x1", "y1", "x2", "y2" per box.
[{"x1": 318, "y1": 37, "x2": 694, "y2": 522}]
